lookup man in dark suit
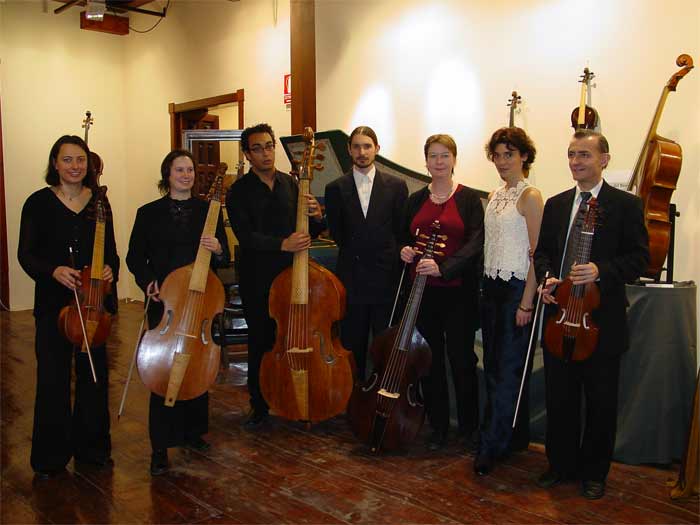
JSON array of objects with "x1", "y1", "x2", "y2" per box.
[
  {"x1": 534, "y1": 129, "x2": 649, "y2": 499},
  {"x1": 324, "y1": 126, "x2": 408, "y2": 380}
]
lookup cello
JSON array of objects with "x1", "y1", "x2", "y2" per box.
[
  {"x1": 570, "y1": 67, "x2": 599, "y2": 130},
  {"x1": 260, "y1": 127, "x2": 354, "y2": 423},
  {"x1": 543, "y1": 199, "x2": 600, "y2": 362},
  {"x1": 347, "y1": 223, "x2": 441, "y2": 452},
  {"x1": 58, "y1": 112, "x2": 113, "y2": 359},
  {"x1": 136, "y1": 175, "x2": 226, "y2": 407},
  {"x1": 627, "y1": 54, "x2": 694, "y2": 278},
  {"x1": 507, "y1": 91, "x2": 522, "y2": 127}
]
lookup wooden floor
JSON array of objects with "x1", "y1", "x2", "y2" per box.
[{"x1": 1, "y1": 301, "x2": 698, "y2": 524}]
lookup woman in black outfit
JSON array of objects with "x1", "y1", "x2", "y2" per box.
[
  {"x1": 400, "y1": 134, "x2": 484, "y2": 451},
  {"x1": 18, "y1": 135, "x2": 119, "y2": 479},
  {"x1": 126, "y1": 149, "x2": 227, "y2": 475}
]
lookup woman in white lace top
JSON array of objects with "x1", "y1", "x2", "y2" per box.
[{"x1": 474, "y1": 127, "x2": 543, "y2": 476}]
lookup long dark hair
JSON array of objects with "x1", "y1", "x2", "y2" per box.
[{"x1": 45, "y1": 135, "x2": 97, "y2": 188}]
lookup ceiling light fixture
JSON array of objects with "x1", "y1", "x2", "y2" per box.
[{"x1": 85, "y1": 0, "x2": 106, "y2": 21}]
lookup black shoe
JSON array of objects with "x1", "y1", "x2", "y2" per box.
[
  {"x1": 536, "y1": 469, "x2": 565, "y2": 489},
  {"x1": 184, "y1": 436, "x2": 211, "y2": 452},
  {"x1": 473, "y1": 453, "x2": 493, "y2": 476},
  {"x1": 582, "y1": 480, "x2": 606, "y2": 499},
  {"x1": 34, "y1": 468, "x2": 65, "y2": 480},
  {"x1": 150, "y1": 449, "x2": 169, "y2": 476},
  {"x1": 244, "y1": 409, "x2": 269, "y2": 429},
  {"x1": 426, "y1": 431, "x2": 447, "y2": 451}
]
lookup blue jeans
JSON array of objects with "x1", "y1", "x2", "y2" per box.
[{"x1": 479, "y1": 276, "x2": 532, "y2": 457}]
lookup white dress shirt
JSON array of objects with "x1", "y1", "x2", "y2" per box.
[{"x1": 352, "y1": 165, "x2": 376, "y2": 218}]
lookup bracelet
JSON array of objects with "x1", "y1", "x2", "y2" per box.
[{"x1": 518, "y1": 304, "x2": 534, "y2": 313}]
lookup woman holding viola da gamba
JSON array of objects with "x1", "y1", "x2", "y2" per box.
[
  {"x1": 18, "y1": 135, "x2": 119, "y2": 479},
  {"x1": 126, "y1": 149, "x2": 228, "y2": 476},
  {"x1": 474, "y1": 127, "x2": 543, "y2": 476},
  {"x1": 399, "y1": 134, "x2": 484, "y2": 451}
]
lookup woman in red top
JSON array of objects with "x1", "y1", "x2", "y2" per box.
[{"x1": 400, "y1": 134, "x2": 484, "y2": 450}]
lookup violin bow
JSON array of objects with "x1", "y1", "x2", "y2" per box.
[
  {"x1": 512, "y1": 271, "x2": 549, "y2": 428},
  {"x1": 69, "y1": 246, "x2": 98, "y2": 384},
  {"x1": 117, "y1": 294, "x2": 151, "y2": 420},
  {"x1": 388, "y1": 228, "x2": 420, "y2": 328}
]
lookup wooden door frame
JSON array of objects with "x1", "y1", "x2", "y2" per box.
[
  {"x1": 0, "y1": 96, "x2": 8, "y2": 310},
  {"x1": 169, "y1": 89, "x2": 245, "y2": 150}
]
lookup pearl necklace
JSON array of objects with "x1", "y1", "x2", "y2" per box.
[{"x1": 429, "y1": 181, "x2": 454, "y2": 204}]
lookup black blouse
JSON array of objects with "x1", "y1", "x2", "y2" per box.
[
  {"x1": 126, "y1": 196, "x2": 228, "y2": 294},
  {"x1": 17, "y1": 187, "x2": 120, "y2": 318}
]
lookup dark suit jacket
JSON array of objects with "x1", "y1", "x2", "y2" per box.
[
  {"x1": 324, "y1": 168, "x2": 408, "y2": 304},
  {"x1": 401, "y1": 185, "x2": 485, "y2": 332},
  {"x1": 534, "y1": 180, "x2": 649, "y2": 356}
]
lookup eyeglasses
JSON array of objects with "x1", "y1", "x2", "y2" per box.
[{"x1": 249, "y1": 143, "x2": 275, "y2": 154}]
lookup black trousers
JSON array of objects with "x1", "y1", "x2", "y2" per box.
[
  {"x1": 149, "y1": 393, "x2": 208, "y2": 451},
  {"x1": 543, "y1": 349, "x2": 621, "y2": 481},
  {"x1": 31, "y1": 313, "x2": 111, "y2": 472},
  {"x1": 416, "y1": 286, "x2": 479, "y2": 437},
  {"x1": 340, "y1": 302, "x2": 392, "y2": 381},
  {"x1": 479, "y1": 276, "x2": 533, "y2": 456},
  {"x1": 239, "y1": 284, "x2": 275, "y2": 413}
]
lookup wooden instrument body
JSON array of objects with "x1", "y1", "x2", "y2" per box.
[
  {"x1": 628, "y1": 54, "x2": 693, "y2": 278},
  {"x1": 261, "y1": 259, "x2": 355, "y2": 422},
  {"x1": 638, "y1": 136, "x2": 682, "y2": 276},
  {"x1": 544, "y1": 279, "x2": 600, "y2": 362},
  {"x1": 137, "y1": 264, "x2": 225, "y2": 402},
  {"x1": 347, "y1": 325, "x2": 431, "y2": 452},
  {"x1": 570, "y1": 105, "x2": 599, "y2": 130},
  {"x1": 59, "y1": 267, "x2": 112, "y2": 348}
]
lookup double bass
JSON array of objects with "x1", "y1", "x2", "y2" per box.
[
  {"x1": 137, "y1": 175, "x2": 226, "y2": 407},
  {"x1": 570, "y1": 67, "x2": 599, "y2": 130},
  {"x1": 259, "y1": 128, "x2": 354, "y2": 423},
  {"x1": 58, "y1": 112, "x2": 112, "y2": 359},
  {"x1": 543, "y1": 199, "x2": 600, "y2": 362},
  {"x1": 627, "y1": 54, "x2": 694, "y2": 278},
  {"x1": 347, "y1": 223, "x2": 441, "y2": 452}
]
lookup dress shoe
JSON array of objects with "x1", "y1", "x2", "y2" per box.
[
  {"x1": 150, "y1": 449, "x2": 169, "y2": 476},
  {"x1": 426, "y1": 431, "x2": 447, "y2": 451},
  {"x1": 473, "y1": 453, "x2": 494, "y2": 476},
  {"x1": 184, "y1": 436, "x2": 211, "y2": 452},
  {"x1": 244, "y1": 409, "x2": 269, "y2": 429},
  {"x1": 536, "y1": 469, "x2": 565, "y2": 489},
  {"x1": 582, "y1": 480, "x2": 606, "y2": 499}
]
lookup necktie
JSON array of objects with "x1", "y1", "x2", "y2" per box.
[{"x1": 561, "y1": 191, "x2": 591, "y2": 278}]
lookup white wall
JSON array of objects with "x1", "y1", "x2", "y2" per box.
[
  {"x1": 1, "y1": 0, "x2": 292, "y2": 307},
  {"x1": 1, "y1": 1, "x2": 128, "y2": 310},
  {"x1": 316, "y1": 0, "x2": 700, "y2": 348}
]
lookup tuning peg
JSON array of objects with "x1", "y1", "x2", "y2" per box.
[
  {"x1": 437, "y1": 234, "x2": 448, "y2": 241},
  {"x1": 418, "y1": 233, "x2": 430, "y2": 239},
  {"x1": 435, "y1": 242, "x2": 446, "y2": 249},
  {"x1": 414, "y1": 241, "x2": 426, "y2": 247},
  {"x1": 433, "y1": 251, "x2": 445, "y2": 257},
  {"x1": 414, "y1": 248, "x2": 424, "y2": 256}
]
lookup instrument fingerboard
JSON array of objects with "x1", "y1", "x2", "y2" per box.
[
  {"x1": 90, "y1": 221, "x2": 105, "y2": 279},
  {"x1": 189, "y1": 200, "x2": 220, "y2": 292}
]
